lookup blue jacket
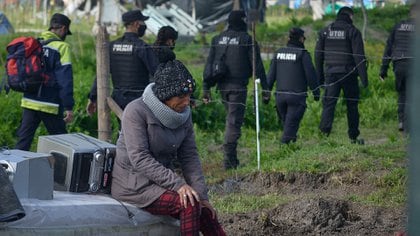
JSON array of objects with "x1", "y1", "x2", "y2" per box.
[{"x1": 21, "y1": 31, "x2": 74, "y2": 115}]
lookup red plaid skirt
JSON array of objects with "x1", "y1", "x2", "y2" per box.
[{"x1": 143, "y1": 190, "x2": 226, "y2": 236}]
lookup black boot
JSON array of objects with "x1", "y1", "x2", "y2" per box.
[
  {"x1": 351, "y1": 138, "x2": 365, "y2": 145},
  {"x1": 223, "y1": 143, "x2": 239, "y2": 170},
  {"x1": 398, "y1": 122, "x2": 404, "y2": 132},
  {"x1": 224, "y1": 157, "x2": 239, "y2": 170}
]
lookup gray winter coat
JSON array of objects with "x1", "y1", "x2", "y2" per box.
[{"x1": 111, "y1": 84, "x2": 208, "y2": 208}]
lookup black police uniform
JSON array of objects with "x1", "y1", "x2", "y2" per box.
[
  {"x1": 88, "y1": 32, "x2": 158, "y2": 110},
  {"x1": 110, "y1": 33, "x2": 158, "y2": 109},
  {"x1": 203, "y1": 22, "x2": 268, "y2": 169},
  {"x1": 267, "y1": 41, "x2": 320, "y2": 144},
  {"x1": 315, "y1": 11, "x2": 368, "y2": 141},
  {"x1": 380, "y1": 18, "x2": 415, "y2": 131}
]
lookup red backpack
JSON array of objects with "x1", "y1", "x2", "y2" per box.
[{"x1": 4, "y1": 37, "x2": 51, "y2": 94}]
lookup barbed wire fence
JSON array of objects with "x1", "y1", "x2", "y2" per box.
[
  {"x1": 8, "y1": 40, "x2": 400, "y2": 146},
  {"x1": 167, "y1": 42, "x2": 408, "y2": 108},
  {"x1": 165, "y1": 40, "x2": 407, "y2": 170},
  {"x1": 90, "y1": 42, "x2": 408, "y2": 122}
]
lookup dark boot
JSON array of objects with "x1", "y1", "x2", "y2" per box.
[
  {"x1": 350, "y1": 138, "x2": 365, "y2": 145},
  {"x1": 224, "y1": 157, "x2": 239, "y2": 170},
  {"x1": 223, "y1": 143, "x2": 239, "y2": 170},
  {"x1": 398, "y1": 122, "x2": 404, "y2": 132}
]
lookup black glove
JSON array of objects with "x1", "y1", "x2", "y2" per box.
[
  {"x1": 379, "y1": 66, "x2": 388, "y2": 80},
  {"x1": 190, "y1": 98, "x2": 197, "y2": 108},
  {"x1": 314, "y1": 94, "x2": 320, "y2": 102},
  {"x1": 361, "y1": 79, "x2": 368, "y2": 88},
  {"x1": 318, "y1": 73, "x2": 325, "y2": 87},
  {"x1": 262, "y1": 90, "x2": 271, "y2": 104},
  {"x1": 379, "y1": 71, "x2": 387, "y2": 79}
]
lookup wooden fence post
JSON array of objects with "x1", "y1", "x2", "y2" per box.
[
  {"x1": 233, "y1": 0, "x2": 240, "y2": 10},
  {"x1": 96, "y1": 26, "x2": 112, "y2": 142}
]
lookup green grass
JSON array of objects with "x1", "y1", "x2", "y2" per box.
[
  {"x1": 211, "y1": 193, "x2": 289, "y2": 214},
  {"x1": 0, "y1": 4, "x2": 410, "y2": 211},
  {"x1": 348, "y1": 167, "x2": 406, "y2": 206},
  {"x1": 197, "y1": 123, "x2": 406, "y2": 175}
]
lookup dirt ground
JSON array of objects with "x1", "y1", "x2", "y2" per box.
[{"x1": 213, "y1": 172, "x2": 406, "y2": 236}]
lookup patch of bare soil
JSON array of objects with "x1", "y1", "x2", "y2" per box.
[{"x1": 213, "y1": 172, "x2": 406, "y2": 236}]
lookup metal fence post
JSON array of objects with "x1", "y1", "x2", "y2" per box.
[{"x1": 408, "y1": 2, "x2": 420, "y2": 234}]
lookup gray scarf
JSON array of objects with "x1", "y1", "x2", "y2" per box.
[{"x1": 143, "y1": 83, "x2": 190, "y2": 129}]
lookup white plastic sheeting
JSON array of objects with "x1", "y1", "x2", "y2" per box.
[
  {"x1": 91, "y1": 0, "x2": 123, "y2": 36},
  {"x1": 143, "y1": 3, "x2": 202, "y2": 38},
  {"x1": 0, "y1": 191, "x2": 180, "y2": 236}
]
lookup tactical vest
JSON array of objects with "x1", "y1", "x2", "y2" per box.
[
  {"x1": 274, "y1": 47, "x2": 307, "y2": 93},
  {"x1": 109, "y1": 38, "x2": 149, "y2": 90},
  {"x1": 216, "y1": 31, "x2": 252, "y2": 80},
  {"x1": 324, "y1": 23, "x2": 353, "y2": 66},
  {"x1": 392, "y1": 19, "x2": 415, "y2": 61}
]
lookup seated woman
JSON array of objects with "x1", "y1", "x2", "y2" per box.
[{"x1": 111, "y1": 59, "x2": 226, "y2": 236}]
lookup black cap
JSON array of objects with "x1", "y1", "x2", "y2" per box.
[
  {"x1": 49, "y1": 13, "x2": 72, "y2": 35},
  {"x1": 228, "y1": 10, "x2": 246, "y2": 25},
  {"x1": 337, "y1": 6, "x2": 354, "y2": 16},
  {"x1": 289, "y1": 27, "x2": 305, "y2": 39},
  {"x1": 122, "y1": 10, "x2": 149, "y2": 24}
]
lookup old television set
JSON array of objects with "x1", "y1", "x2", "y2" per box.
[
  {"x1": 37, "y1": 133, "x2": 116, "y2": 193},
  {"x1": 0, "y1": 149, "x2": 54, "y2": 200}
]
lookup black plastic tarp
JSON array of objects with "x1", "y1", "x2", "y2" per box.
[{"x1": 194, "y1": 0, "x2": 233, "y2": 30}]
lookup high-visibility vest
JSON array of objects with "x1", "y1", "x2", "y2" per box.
[{"x1": 21, "y1": 97, "x2": 59, "y2": 115}]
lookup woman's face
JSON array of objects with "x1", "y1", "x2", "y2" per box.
[
  {"x1": 166, "y1": 39, "x2": 176, "y2": 49},
  {"x1": 164, "y1": 94, "x2": 191, "y2": 112}
]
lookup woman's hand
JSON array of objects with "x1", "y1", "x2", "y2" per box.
[
  {"x1": 177, "y1": 184, "x2": 200, "y2": 208},
  {"x1": 201, "y1": 200, "x2": 217, "y2": 219}
]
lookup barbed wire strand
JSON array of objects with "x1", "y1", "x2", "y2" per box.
[
  {"x1": 133, "y1": 43, "x2": 413, "y2": 61},
  {"x1": 84, "y1": 43, "x2": 411, "y2": 122}
]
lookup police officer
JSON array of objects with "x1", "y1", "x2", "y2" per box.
[
  {"x1": 153, "y1": 26, "x2": 178, "y2": 63},
  {"x1": 202, "y1": 10, "x2": 270, "y2": 170},
  {"x1": 86, "y1": 10, "x2": 158, "y2": 116},
  {"x1": 267, "y1": 27, "x2": 320, "y2": 144},
  {"x1": 379, "y1": 5, "x2": 415, "y2": 132},
  {"x1": 315, "y1": 6, "x2": 368, "y2": 144},
  {"x1": 152, "y1": 26, "x2": 200, "y2": 108}
]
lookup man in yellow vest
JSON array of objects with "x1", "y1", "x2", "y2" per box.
[{"x1": 15, "y1": 13, "x2": 74, "y2": 151}]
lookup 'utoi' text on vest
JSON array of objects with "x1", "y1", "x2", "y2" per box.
[
  {"x1": 218, "y1": 37, "x2": 240, "y2": 45},
  {"x1": 327, "y1": 30, "x2": 346, "y2": 39},
  {"x1": 398, "y1": 24, "x2": 415, "y2": 32}
]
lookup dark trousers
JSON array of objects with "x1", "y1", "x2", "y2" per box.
[
  {"x1": 112, "y1": 89, "x2": 144, "y2": 129},
  {"x1": 112, "y1": 90, "x2": 144, "y2": 111},
  {"x1": 319, "y1": 73, "x2": 360, "y2": 139},
  {"x1": 394, "y1": 61, "x2": 408, "y2": 126},
  {"x1": 15, "y1": 108, "x2": 67, "y2": 151},
  {"x1": 219, "y1": 84, "x2": 247, "y2": 169},
  {"x1": 143, "y1": 190, "x2": 226, "y2": 236},
  {"x1": 276, "y1": 93, "x2": 307, "y2": 144}
]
